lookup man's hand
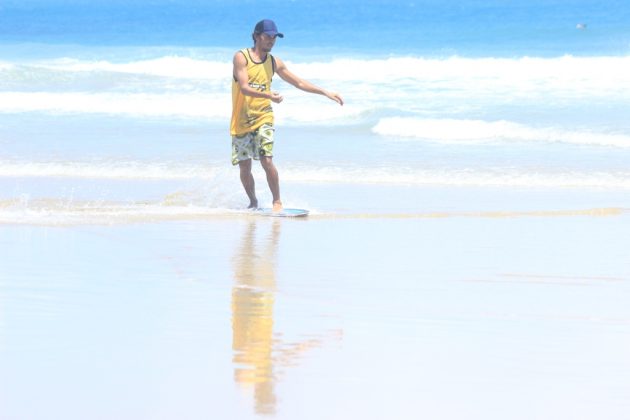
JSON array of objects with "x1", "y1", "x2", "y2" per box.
[
  {"x1": 326, "y1": 91, "x2": 344, "y2": 106},
  {"x1": 269, "y1": 92, "x2": 284, "y2": 103}
]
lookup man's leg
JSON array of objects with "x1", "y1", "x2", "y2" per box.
[
  {"x1": 238, "y1": 159, "x2": 258, "y2": 209},
  {"x1": 260, "y1": 156, "x2": 282, "y2": 211}
]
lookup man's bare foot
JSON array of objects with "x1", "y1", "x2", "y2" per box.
[
  {"x1": 272, "y1": 200, "x2": 283, "y2": 212},
  {"x1": 248, "y1": 199, "x2": 258, "y2": 209}
]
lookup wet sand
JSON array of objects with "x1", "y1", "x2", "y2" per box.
[{"x1": 1, "y1": 211, "x2": 630, "y2": 419}]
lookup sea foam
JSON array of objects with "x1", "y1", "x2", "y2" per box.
[
  {"x1": 2, "y1": 55, "x2": 629, "y2": 124},
  {"x1": 372, "y1": 118, "x2": 630, "y2": 148},
  {"x1": 3, "y1": 159, "x2": 629, "y2": 190}
]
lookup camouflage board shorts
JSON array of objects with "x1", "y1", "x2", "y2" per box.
[{"x1": 231, "y1": 123, "x2": 275, "y2": 165}]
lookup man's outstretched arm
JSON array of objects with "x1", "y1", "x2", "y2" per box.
[{"x1": 274, "y1": 56, "x2": 344, "y2": 105}]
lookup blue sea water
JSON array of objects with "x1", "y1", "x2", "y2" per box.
[
  {"x1": 2, "y1": 0, "x2": 630, "y2": 57},
  {"x1": 1, "y1": 0, "x2": 630, "y2": 221}
]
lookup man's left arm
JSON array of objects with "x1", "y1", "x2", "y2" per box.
[{"x1": 275, "y1": 57, "x2": 344, "y2": 106}]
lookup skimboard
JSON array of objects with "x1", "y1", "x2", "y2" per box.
[{"x1": 256, "y1": 208, "x2": 309, "y2": 218}]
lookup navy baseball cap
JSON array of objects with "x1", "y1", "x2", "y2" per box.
[{"x1": 254, "y1": 19, "x2": 284, "y2": 38}]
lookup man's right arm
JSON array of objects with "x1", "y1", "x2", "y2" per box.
[{"x1": 233, "y1": 52, "x2": 283, "y2": 103}]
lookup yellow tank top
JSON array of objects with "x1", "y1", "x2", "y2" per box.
[{"x1": 230, "y1": 49, "x2": 275, "y2": 136}]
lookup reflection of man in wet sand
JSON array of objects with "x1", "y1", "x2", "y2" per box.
[
  {"x1": 231, "y1": 220, "x2": 342, "y2": 415},
  {"x1": 231, "y1": 220, "x2": 280, "y2": 414}
]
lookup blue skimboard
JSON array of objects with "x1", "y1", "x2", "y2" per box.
[{"x1": 256, "y1": 208, "x2": 309, "y2": 217}]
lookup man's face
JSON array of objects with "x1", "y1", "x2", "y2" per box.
[{"x1": 257, "y1": 33, "x2": 277, "y2": 52}]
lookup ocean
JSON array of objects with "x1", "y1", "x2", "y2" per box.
[
  {"x1": 1, "y1": 0, "x2": 630, "y2": 222},
  {"x1": 2, "y1": 2, "x2": 630, "y2": 419}
]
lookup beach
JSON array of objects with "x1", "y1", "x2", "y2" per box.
[
  {"x1": 2, "y1": 0, "x2": 630, "y2": 418},
  {"x1": 2, "y1": 207, "x2": 630, "y2": 419}
]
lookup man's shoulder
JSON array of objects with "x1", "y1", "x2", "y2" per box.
[
  {"x1": 233, "y1": 49, "x2": 249, "y2": 64},
  {"x1": 271, "y1": 55, "x2": 285, "y2": 71}
]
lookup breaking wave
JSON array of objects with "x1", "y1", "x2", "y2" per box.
[
  {"x1": 372, "y1": 118, "x2": 630, "y2": 148},
  {"x1": 2, "y1": 54, "x2": 629, "y2": 124}
]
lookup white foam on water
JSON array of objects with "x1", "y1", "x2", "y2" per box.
[
  {"x1": 1, "y1": 196, "x2": 626, "y2": 226},
  {"x1": 0, "y1": 199, "x2": 235, "y2": 225},
  {"x1": 2, "y1": 55, "x2": 629, "y2": 124},
  {"x1": 372, "y1": 118, "x2": 630, "y2": 148},
  {"x1": 0, "y1": 92, "x2": 230, "y2": 119},
  {"x1": 37, "y1": 56, "x2": 232, "y2": 80},
  {"x1": 2, "y1": 159, "x2": 630, "y2": 190},
  {"x1": 0, "y1": 160, "x2": 220, "y2": 179},
  {"x1": 282, "y1": 166, "x2": 630, "y2": 189}
]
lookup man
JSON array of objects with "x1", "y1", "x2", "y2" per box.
[{"x1": 231, "y1": 19, "x2": 344, "y2": 211}]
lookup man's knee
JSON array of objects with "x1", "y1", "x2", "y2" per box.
[
  {"x1": 238, "y1": 159, "x2": 252, "y2": 171},
  {"x1": 260, "y1": 156, "x2": 275, "y2": 170}
]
